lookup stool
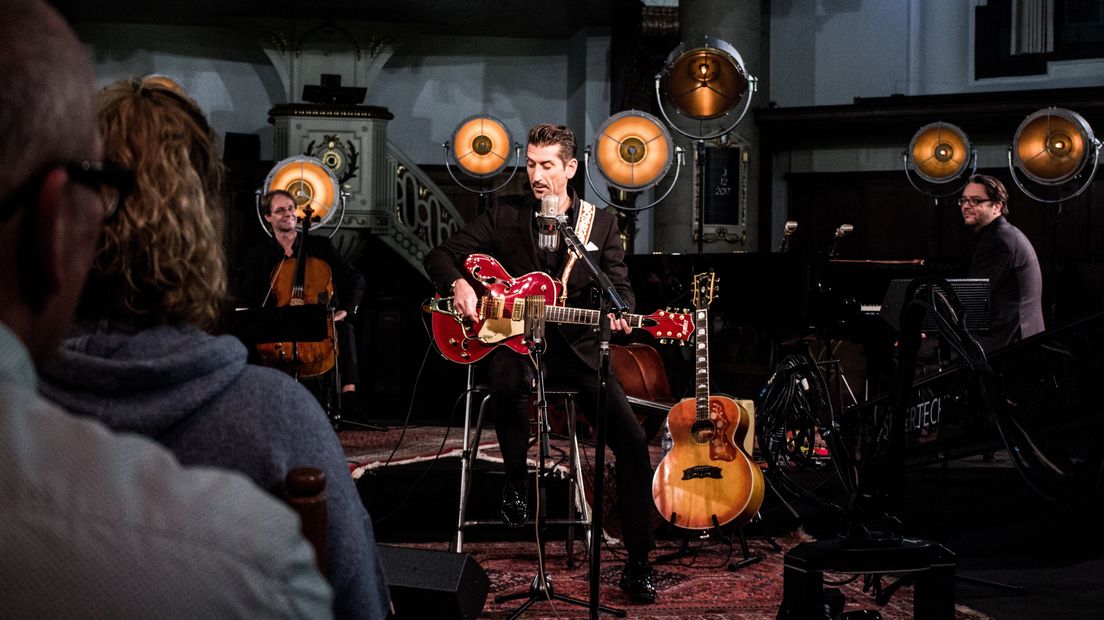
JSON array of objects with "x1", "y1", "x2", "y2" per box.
[{"x1": 452, "y1": 370, "x2": 592, "y2": 565}]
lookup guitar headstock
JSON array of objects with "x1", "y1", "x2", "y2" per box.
[
  {"x1": 641, "y1": 308, "x2": 693, "y2": 345},
  {"x1": 654, "y1": 308, "x2": 694, "y2": 346},
  {"x1": 692, "y1": 272, "x2": 718, "y2": 310}
]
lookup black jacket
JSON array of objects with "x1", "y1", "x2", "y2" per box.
[{"x1": 970, "y1": 215, "x2": 1045, "y2": 352}]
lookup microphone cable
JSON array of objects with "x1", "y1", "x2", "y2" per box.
[{"x1": 368, "y1": 310, "x2": 459, "y2": 524}]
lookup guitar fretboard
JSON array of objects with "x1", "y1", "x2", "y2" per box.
[
  {"x1": 524, "y1": 301, "x2": 646, "y2": 328},
  {"x1": 694, "y1": 307, "x2": 710, "y2": 422}
]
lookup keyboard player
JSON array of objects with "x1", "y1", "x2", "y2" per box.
[{"x1": 960, "y1": 174, "x2": 1044, "y2": 353}]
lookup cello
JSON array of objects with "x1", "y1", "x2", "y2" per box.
[{"x1": 256, "y1": 203, "x2": 338, "y2": 378}]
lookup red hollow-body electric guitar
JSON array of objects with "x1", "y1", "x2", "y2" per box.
[
  {"x1": 652, "y1": 272, "x2": 765, "y2": 530},
  {"x1": 425, "y1": 254, "x2": 693, "y2": 364}
]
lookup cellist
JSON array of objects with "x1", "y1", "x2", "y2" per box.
[{"x1": 242, "y1": 189, "x2": 366, "y2": 413}]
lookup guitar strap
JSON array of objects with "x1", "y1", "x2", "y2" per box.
[{"x1": 558, "y1": 200, "x2": 596, "y2": 304}]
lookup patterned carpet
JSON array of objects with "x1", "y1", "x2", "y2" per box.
[
  {"x1": 341, "y1": 426, "x2": 991, "y2": 619},
  {"x1": 392, "y1": 536, "x2": 989, "y2": 620}
]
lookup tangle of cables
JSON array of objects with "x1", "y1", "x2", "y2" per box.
[
  {"x1": 756, "y1": 353, "x2": 854, "y2": 515},
  {"x1": 757, "y1": 354, "x2": 832, "y2": 472}
]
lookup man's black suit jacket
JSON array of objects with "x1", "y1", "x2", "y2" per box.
[{"x1": 970, "y1": 215, "x2": 1045, "y2": 352}]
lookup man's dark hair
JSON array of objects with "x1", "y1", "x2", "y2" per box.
[
  {"x1": 527, "y1": 124, "x2": 576, "y2": 162},
  {"x1": 967, "y1": 174, "x2": 1010, "y2": 215},
  {"x1": 260, "y1": 189, "x2": 296, "y2": 215}
]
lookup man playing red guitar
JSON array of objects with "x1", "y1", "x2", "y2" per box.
[{"x1": 424, "y1": 123, "x2": 657, "y2": 603}]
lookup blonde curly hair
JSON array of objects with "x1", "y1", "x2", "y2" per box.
[{"x1": 81, "y1": 76, "x2": 227, "y2": 331}]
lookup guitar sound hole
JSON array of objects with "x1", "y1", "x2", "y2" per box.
[{"x1": 690, "y1": 419, "x2": 716, "y2": 444}]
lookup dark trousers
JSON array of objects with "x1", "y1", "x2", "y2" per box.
[
  {"x1": 336, "y1": 320, "x2": 358, "y2": 388},
  {"x1": 486, "y1": 329, "x2": 654, "y2": 563}
]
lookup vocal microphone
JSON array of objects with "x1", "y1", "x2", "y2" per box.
[
  {"x1": 827, "y1": 223, "x2": 853, "y2": 259},
  {"x1": 536, "y1": 194, "x2": 561, "y2": 252},
  {"x1": 780, "y1": 220, "x2": 798, "y2": 253}
]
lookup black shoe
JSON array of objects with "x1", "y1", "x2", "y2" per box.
[
  {"x1": 619, "y1": 560, "x2": 657, "y2": 603},
  {"x1": 500, "y1": 480, "x2": 528, "y2": 527}
]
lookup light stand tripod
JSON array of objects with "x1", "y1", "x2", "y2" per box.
[{"x1": 495, "y1": 298, "x2": 624, "y2": 619}]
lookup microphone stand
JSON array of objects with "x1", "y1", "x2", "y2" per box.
[
  {"x1": 557, "y1": 221, "x2": 629, "y2": 620},
  {"x1": 497, "y1": 302, "x2": 611, "y2": 618}
]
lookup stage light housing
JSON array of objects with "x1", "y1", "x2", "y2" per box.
[
  {"x1": 659, "y1": 38, "x2": 748, "y2": 121},
  {"x1": 908, "y1": 122, "x2": 973, "y2": 184},
  {"x1": 1012, "y1": 107, "x2": 1096, "y2": 185},
  {"x1": 261, "y1": 155, "x2": 341, "y2": 230},
  {"x1": 593, "y1": 110, "x2": 674, "y2": 192},
  {"x1": 655, "y1": 36, "x2": 756, "y2": 143},
  {"x1": 450, "y1": 115, "x2": 513, "y2": 178}
]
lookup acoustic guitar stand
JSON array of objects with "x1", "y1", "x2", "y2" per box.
[
  {"x1": 728, "y1": 524, "x2": 763, "y2": 572},
  {"x1": 655, "y1": 514, "x2": 763, "y2": 571}
]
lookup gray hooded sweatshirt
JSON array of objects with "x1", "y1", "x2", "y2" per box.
[{"x1": 39, "y1": 323, "x2": 389, "y2": 620}]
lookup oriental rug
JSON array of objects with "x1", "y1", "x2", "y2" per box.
[
  {"x1": 395, "y1": 537, "x2": 990, "y2": 620},
  {"x1": 340, "y1": 426, "x2": 991, "y2": 619}
]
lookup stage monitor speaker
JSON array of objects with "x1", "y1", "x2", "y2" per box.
[{"x1": 379, "y1": 544, "x2": 489, "y2": 620}]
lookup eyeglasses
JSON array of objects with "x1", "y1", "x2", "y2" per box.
[
  {"x1": 957, "y1": 196, "x2": 992, "y2": 207},
  {"x1": 65, "y1": 160, "x2": 135, "y2": 222},
  {"x1": 0, "y1": 160, "x2": 135, "y2": 223},
  {"x1": 271, "y1": 206, "x2": 297, "y2": 216}
]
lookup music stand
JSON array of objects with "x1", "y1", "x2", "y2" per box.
[
  {"x1": 233, "y1": 305, "x2": 330, "y2": 344},
  {"x1": 232, "y1": 306, "x2": 384, "y2": 431}
]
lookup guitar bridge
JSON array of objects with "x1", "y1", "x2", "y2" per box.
[{"x1": 680, "y1": 465, "x2": 723, "y2": 480}]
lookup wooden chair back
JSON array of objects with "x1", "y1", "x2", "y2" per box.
[{"x1": 285, "y1": 466, "x2": 327, "y2": 575}]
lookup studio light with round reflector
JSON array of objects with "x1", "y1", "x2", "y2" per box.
[
  {"x1": 653, "y1": 35, "x2": 756, "y2": 254},
  {"x1": 1008, "y1": 107, "x2": 1101, "y2": 203},
  {"x1": 258, "y1": 155, "x2": 342, "y2": 235},
  {"x1": 903, "y1": 122, "x2": 976, "y2": 197},
  {"x1": 909, "y1": 122, "x2": 972, "y2": 183},
  {"x1": 451, "y1": 115, "x2": 513, "y2": 178},
  {"x1": 583, "y1": 110, "x2": 683, "y2": 214},
  {"x1": 443, "y1": 114, "x2": 520, "y2": 195},
  {"x1": 655, "y1": 35, "x2": 757, "y2": 141},
  {"x1": 594, "y1": 110, "x2": 675, "y2": 192}
]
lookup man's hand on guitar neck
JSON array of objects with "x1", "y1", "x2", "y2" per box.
[
  {"x1": 452, "y1": 278, "x2": 480, "y2": 321},
  {"x1": 610, "y1": 314, "x2": 631, "y2": 335}
]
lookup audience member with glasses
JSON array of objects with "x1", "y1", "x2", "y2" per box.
[
  {"x1": 37, "y1": 75, "x2": 391, "y2": 619},
  {"x1": 1, "y1": 1, "x2": 333, "y2": 616},
  {"x1": 241, "y1": 189, "x2": 368, "y2": 417},
  {"x1": 960, "y1": 174, "x2": 1045, "y2": 352}
]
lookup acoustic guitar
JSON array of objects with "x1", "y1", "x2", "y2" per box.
[
  {"x1": 652, "y1": 273, "x2": 765, "y2": 530},
  {"x1": 425, "y1": 254, "x2": 693, "y2": 364}
]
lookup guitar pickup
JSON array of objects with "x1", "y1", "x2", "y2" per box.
[{"x1": 480, "y1": 295, "x2": 505, "y2": 320}]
